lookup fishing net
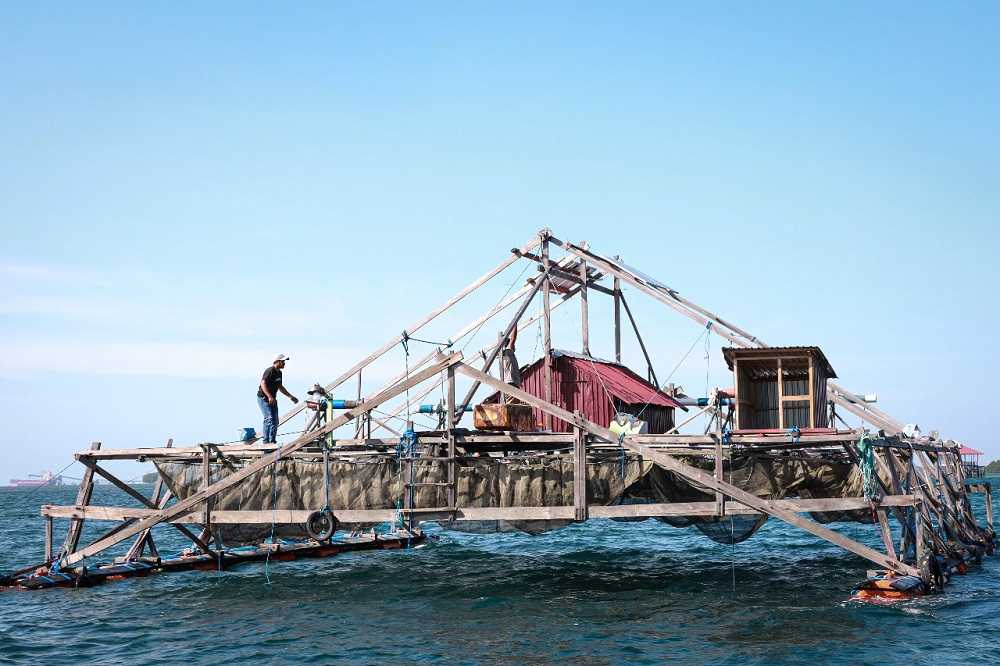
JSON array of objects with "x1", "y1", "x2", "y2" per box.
[{"x1": 155, "y1": 447, "x2": 875, "y2": 546}]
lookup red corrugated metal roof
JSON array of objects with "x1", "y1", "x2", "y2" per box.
[
  {"x1": 959, "y1": 445, "x2": 984, "y2": 456},
  {"x1": 488, "y1": 350, "x2": 685, "y2": 410},
  {"x1": 564, "y1": 354, "x2": 685, "y2": 409}
]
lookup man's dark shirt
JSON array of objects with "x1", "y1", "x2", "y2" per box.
[{"x1": 257, "y1": 366, "x2": 283, "y2": 399}]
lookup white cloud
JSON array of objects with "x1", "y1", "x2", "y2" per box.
[
  {"x1": 0, "y1": 261, "x2": 115, "y2": 287},
  {"x1": 0, "y1": 339, "x2": 372, "y2": 380},
  {"x1": 0, "y1": 295, "x2": 348, "y2": 339}
]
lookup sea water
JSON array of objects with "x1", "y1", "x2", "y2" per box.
[{"x1": 1, "y1": 482, "x2": 998, "y2": 665}]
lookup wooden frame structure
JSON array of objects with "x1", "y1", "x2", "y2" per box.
[{"x1": 7, "y1": 229, "x2": 995, "y2": 594}]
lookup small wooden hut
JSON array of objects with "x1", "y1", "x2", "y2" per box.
[{"x1": 723, "y1": 346, "x2": 836, "y2": 431}]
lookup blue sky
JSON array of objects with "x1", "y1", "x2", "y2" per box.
[{"x1": 2, "y1": 2, "x2": 999, "y2": 480}]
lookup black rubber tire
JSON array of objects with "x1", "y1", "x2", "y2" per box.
[{"x1": 305, "y1": 509, "x2": 338, "y2": 542}]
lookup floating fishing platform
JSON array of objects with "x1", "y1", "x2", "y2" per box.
[{"x1": 3, "y1": 230, "x2": 994, "y2": 597}]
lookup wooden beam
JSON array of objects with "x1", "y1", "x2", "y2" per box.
[
  {"x1": 573, "y1": 416, "x2": 587, "y2": 522},
  {"x1": 60, "y1": 353, "x2": 462, "y2": 566},
  {"x1": 44, "y1": 516, "x2": 53, "y2": 561},
  {"x1": 41, "y1": 496, "x2": 922, "y2": 524},
  {"x1": 777, "y1": 358, "x2": 784, "y2": 429},
  {"x1": 126, "y1": 438, "x2": 173, "y2": 559},
  {"x1": 613, "y1": 274, "x2": 621, "y2": 363},
  {"x1": 542, "y1": 237, "x2": 553, "y2": 430},
  {"x1": 619, "y1": 292, "x2": 659, "y2": 388},
  {"x1": 276, "y1": 234, "x2": 540, "y2": 428},
  {"x1": 876, "y1": 508, "x2": 897, "y2": 561},
  {"x1": 60, "y1": 441, "x2": 101, "y2": 557},
  {"x1": 579, "y1": 259, "x2": 590, "y2": 357},
  {"x1": 81, "y1": 460, "x2": 215, "y2": 556},
  {"x1": 454, "y1": 362, "x2": 920, "y2": 576},
  {"x1": 733, "y1": 358, "x2": 742, "y2": 429},
  {"x1": 447, "y1": 366, "x2": 457, "y2": 513},
  {"x1": 456, "y1": 270, "x2": 545, "y2": 415}
]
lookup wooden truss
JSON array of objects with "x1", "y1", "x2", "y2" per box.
[{"x1": 37, "y1": 229, "x2": 993, "y2": 587}]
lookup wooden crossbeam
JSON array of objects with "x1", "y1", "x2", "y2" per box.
[
  {"x1": 60, "y1": 352, "x2": 462, "y2": 567},
  {"x1": 42, "y1": 495, "x2": 922, "y2": 525},
  {"x1": 455, "y1": 362, "x2": 919, "y2": 576}
]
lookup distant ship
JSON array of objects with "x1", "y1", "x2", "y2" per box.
[{"x1": 7, "y1": 471, "x2": 64, "y2": 488}]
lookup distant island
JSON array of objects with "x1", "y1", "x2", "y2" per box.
[
  {"x1": 986, "y1": 460, "x2": 1000, "y2": 475},
  {"x1": 142, "y1": 472, "x2": 158, "y2": 484}
]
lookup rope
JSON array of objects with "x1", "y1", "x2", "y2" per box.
[
  {"x1": 264, "y1": 448, "x2": 280, "y2": 585},
  {"x1": 460, "y1": 261, "x2": 531, "y2": 354},
  {"x1": 618, "y1": 432, "x2": 627, "y2": 480},
  {"x1": 18, "y1": 459, "x2": 81, "y2": 501},
  {"x1": 401, "y1": 331, "x2": 453, "y2": 348},
  {"x1": 635, "y1": 322, "x2": 712, "y2": 421}
]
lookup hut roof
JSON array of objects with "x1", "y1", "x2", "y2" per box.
[
  {"x1": 489, "y1": 349, "x2": 686, "y2": 410},
  {"x1": 721, "y1": 346, "x2": 837, "y2": 378}
]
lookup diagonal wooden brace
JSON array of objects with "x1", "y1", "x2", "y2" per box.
[
  {"x1": 455, "y1": 362, "x2": 919, "y2": 577},
  {"x1": 60, "y1": 352, "x2": 462, "y2": 567},
  {"x1": 78, "y1": 459, "x2": 215, "y2": 556}
]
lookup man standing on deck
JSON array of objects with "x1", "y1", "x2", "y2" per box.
[{"x1": 257, "y1": 354, "x2": 299, "y2": 444}]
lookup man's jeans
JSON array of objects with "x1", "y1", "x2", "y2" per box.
[{"x1": 258, "y1": 395, "x2": 278, "y2": 443}]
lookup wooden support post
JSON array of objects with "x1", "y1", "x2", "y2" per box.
[
  {"x1": 714, "y1": 426, "x2": 724, "y2": 517},
  {"x1": 876, "y1": 508, "x2": 897, "y2": 561},
  {"x1": 807, "y1": 356, "x2": 815, "y2": 428},
  {"x1": 61, "y1": 441, "x2": 101, "y2": 557},
  {"x1": 619, "y1": 292, "x2": 659, "y2": 388},
  {"x1": 613, "y1": 273, "x2": 621, "y2": 363},
  {"x1": 985, "y1": 484, "x2": 994, "y2": 530},
  {"x1": 732, "y1": 358, "x2": 741, "y2": 430},
  {"x1": 202, "y1": 447, "x2": 212, "y2": 541},
  {"x1": 579, "y1": 259, "x2": 590, "y2": 357},
  {"x1": 573, "y1": 413, "x2": 588, "y2": 522},
  {"x1": 447, "y1": 366, "x2": 457, "y2": 513},
  {"x1": 776, "y1": 358, "x2": 784, "y2": 430},
  {"x1": 915, "y1": 501, "x2": 926, "y2": 564},
  {"x1": 44, "y1": 516, "x2": 53, "y2": 561},
  {"x1": 541, "y1": 237, "x2": 553, "y2": 430}
]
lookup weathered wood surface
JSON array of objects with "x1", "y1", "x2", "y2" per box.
[
  {"x1": 81, "y1": 459, "x2": 214, "y2": 556},
  {"x1": 60, "y1": 441, "x2": 101, "y2": 558},
  {"x1": 42, "y1": 495, "x2": 921, "y2": 524},
  {"x1": 60, "y1": 353, "x2": 462, "y2": 566},
  {"x1": 455, "y1": 362, "x2": 920, "y2": 577},
  {"x1": 75, "y1": 431, "x2": 868, "y2": 460}
]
